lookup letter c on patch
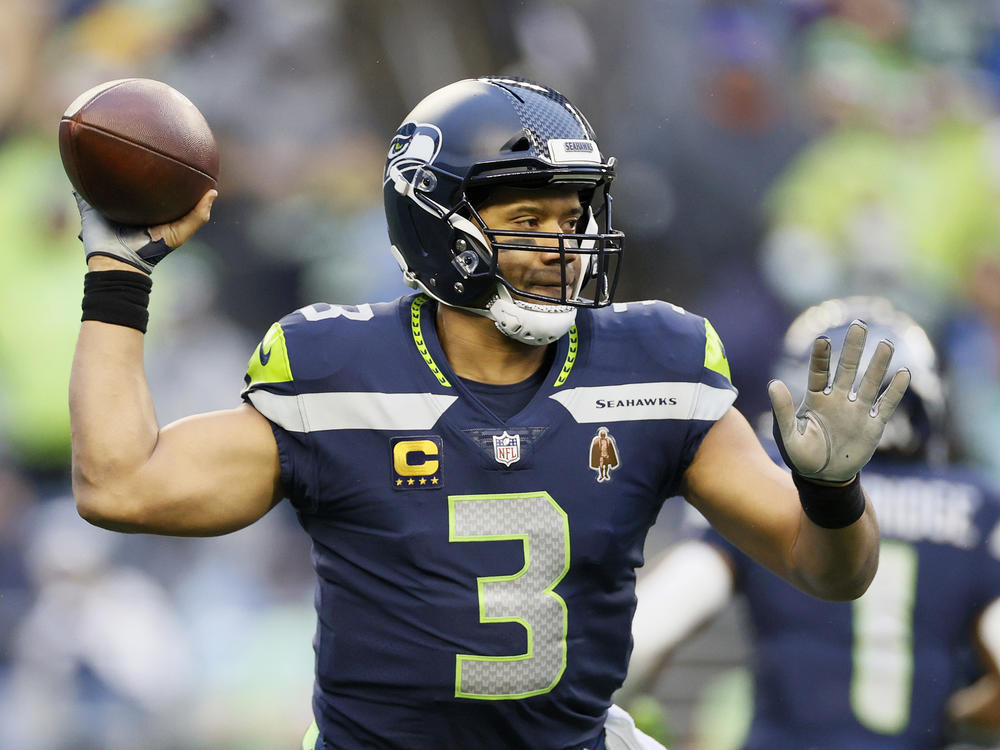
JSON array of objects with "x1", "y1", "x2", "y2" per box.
[{"x1": 393, "y1": 439, "x2": 440, "y2": 476}]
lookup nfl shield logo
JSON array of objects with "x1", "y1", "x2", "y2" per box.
[{"x1": 492, "y1": 431, "x2": 521, "y2": 467}]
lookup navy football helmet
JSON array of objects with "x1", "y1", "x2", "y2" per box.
[
  {"x1": 773, "y1": 296, "x2": 947, "y2": 464},
  {"x1": 383, "y1": 76, "x2": 624, "y2": 344}
]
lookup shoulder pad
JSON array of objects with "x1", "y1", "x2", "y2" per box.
[
  {"x1": 246, "y1": 321, "x2": 293, "y2": 389},
  {"x1": 596, "y1": 300, "x2": 733, "y2": 387}
]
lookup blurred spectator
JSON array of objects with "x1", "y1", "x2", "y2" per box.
[
  {"x1": 169, "y1": 504, "x2": 315, "y2": 749},
  {"x1": 760, "y1": 0, "x2": 1000, "y2": 331},
  {"x1": 0, "y1": 136, "x2": 82, "y2": 478},
  {"x1": 943, "y1": 253, "x2": 1000, "y2": 486},
  {"x1": 600, "y1": 0, "x2": 810, "y2": 421},
  {"x1": 0, "y1": 457, "x2": 39, "y2": 717},
  {"x1": 142, "y1": 251, "x2": 256, "y2": 425},
  {"x1": 620, "y1": 297, "x2": 1000, "y2": 750},
  {"x1": 0, "y1": 0, "x2": 53, "y2": 135},
  {"x1": 0, "y1": 499, "x2": 194, "y2": 750},
  {"x1": 606, "y1": 0, "x2": 810, "y2": 303}
]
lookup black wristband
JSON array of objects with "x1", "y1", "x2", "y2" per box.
[
  {"x1": 81, "y1": 270, "x2": 153, "y2": 333},
  {"x1": 792, "y1": 471, "x2": 866, "y2": 529}
]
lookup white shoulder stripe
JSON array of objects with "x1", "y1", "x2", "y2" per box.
[
  {"x1": 247, "y1": 390, "x2": 458, "y2": 432},
  {"x1": 549, "y1": 382, "x2": 735, "y2": 423}
]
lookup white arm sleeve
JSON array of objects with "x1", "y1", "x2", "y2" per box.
[{"x1": 622, "y1": 540, "x2": 734, "y2": 698}]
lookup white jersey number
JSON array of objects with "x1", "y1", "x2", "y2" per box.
[
  {"x1": 449, "y1": 492, "x2": 570, "y2": 699},
  {"x1": 850, "y1": 540, "x2": 917, "y2": 734},
  {"x1": 300, "y1": 303, "x2": 374, "y2": 322}
]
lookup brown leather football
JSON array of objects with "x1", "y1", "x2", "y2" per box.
[{"x1": 59, "y1": 78, "x2": 219, "y2": 226}]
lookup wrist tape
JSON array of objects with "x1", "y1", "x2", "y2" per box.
[
  {"x1": 81, "y1": 270, "x2": 153, "y2": 333},
  {"x1": 792, "y1": 471, "x2": 866, "y2": 529}
]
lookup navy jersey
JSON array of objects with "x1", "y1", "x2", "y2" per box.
[
  {"x1": 242, "y1": 294, "x2": 736, "y2": 750},
  {"x1": 700, "y1": 461, "x2": 1000, "y2": 750}
]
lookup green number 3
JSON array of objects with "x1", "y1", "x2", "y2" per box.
[{"x1": 448, "y1": 492, "x2": 571, "y2": 700}]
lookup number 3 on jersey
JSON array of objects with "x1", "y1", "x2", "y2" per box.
[{"x1": 449, "y1": 492, "x2": 570, "y2": 700}]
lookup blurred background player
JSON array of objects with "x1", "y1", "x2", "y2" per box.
[{"x1": 618, "y1": 296, "x2": 1000, "y2": 750}]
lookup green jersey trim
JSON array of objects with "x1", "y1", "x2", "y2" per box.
[
  {"x1": 553, "y1": 325, "x2": 578, "y2": 388},
  {"x1": 247, "y1": 322, "x2": 293, "y2": 387},
  {"x1": 411, "y1": 295, "x2": 452, "y2": 387},
  {"x1": 703, "y1": 319, "x2": 732, "y2": 382}
]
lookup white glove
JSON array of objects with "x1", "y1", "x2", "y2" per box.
[
  {"x1": 75, "y1": 193, "x2": 173, "y2": 273},
  {"x1": 769, "y1": 320, "x2": 911, "y2": 483}
]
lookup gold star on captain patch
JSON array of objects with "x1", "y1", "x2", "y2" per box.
[
  {"x1": 419, "y1": 478, "x2": 427, "y2": 485},
  {"x1": 431, "y1": 477, "x2": 439, "y2": 484},
  {"x1": 407, "y1": 478, "x2": 415, "y2": 485},
  {"x1": 396, "y1": 479, "x2": 403, "y2": 486}
]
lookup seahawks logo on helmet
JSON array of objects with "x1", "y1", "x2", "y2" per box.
[{"x1": 384, "y1": 122, "x2": 443, "y2": 183}]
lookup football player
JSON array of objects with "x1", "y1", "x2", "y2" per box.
[
  {"x1": 620, "y1": 297, "x2": 1000, "y2": 750},
  {"x1": 68, "y1": 77, "x2": 908, "y2": 750}
]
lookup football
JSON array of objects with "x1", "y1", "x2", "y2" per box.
[{"x1": 59, "y1": 78, "x2": 219, "y2": 226}]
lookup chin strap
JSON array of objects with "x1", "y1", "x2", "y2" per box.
[
  {"x1": 391, "y1": 245, "x2": 578, "y2": 346},
  {"x1": 478, "y1": 285, "x2": 577, "y2": 346}
]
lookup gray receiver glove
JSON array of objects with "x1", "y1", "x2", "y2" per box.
[
  {"x1": 75, "y1": 193, "x2": 173, "y2": 273},
  {"x1": 769, "y1": 320, "x2": 911, "y2": 483}
]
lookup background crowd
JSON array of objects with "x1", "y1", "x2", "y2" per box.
[{"x1": 2, "y1": 0, "x2": 1000, "y2": 748}]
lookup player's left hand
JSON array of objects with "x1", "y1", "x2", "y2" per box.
[{"x1": 769, "y1": 320, "x2": 911, "y2": 483}]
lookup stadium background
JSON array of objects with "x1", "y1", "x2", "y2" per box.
[{"x1": 2, "y1": 1, "x2": 1000, "y2": 748}]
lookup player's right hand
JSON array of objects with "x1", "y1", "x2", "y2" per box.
[{"x1": 75, "y1": 190, "x2": 217, "y2": 274}]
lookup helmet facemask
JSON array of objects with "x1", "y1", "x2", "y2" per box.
[
  {"x1": 442, "y1": 180, "x2": 622, "y2": 344},
  {"x1": 476, "y1": 181, "x2": 622, "y2": 308}
]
